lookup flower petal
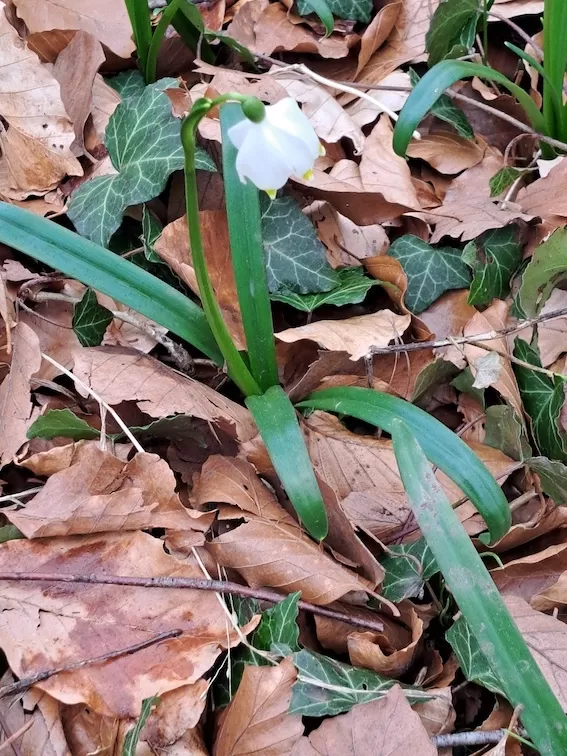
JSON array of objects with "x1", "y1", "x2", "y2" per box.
[
  {"x1": 235, "y1": 124, "x2": 292, "y2": 191},
  {"x1": 266, "y1": 98, "x2": 320, "y2": 159},
  {"x1": 227, "y1": 118, "x2": 254, "y2": 150}
]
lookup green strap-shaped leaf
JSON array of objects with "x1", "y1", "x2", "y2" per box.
[
  {"x1": 390, "y1": 419, "x2": 567, "y2": 756},
  {"x1": 296, "y1": 386, "x2": 511, "y2": 542},
  {"x1": 122, "y1": 696, "x2": 159, "y2": 756},
  {"x1": 0, "y1": 202, "x2": 222, "y2": 363},
  {"x1": 246, "y1": 386, "x2": 328, "y2": 540},
  {"x1": 296, "y1": 0, "x2": 334, "y2": 34}
]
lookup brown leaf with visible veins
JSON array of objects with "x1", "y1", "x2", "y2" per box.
[
  {"x1": 406, "y1": 132, "x2": 485, "y2": 174},
  {"x1": 207, "y1": 518, "x2": 372, "y2": 605},
  {"x1": 61, "y1": 703, "x2": 119, "y2": 756},
  {"x1": 355, "y1": 2, "x2": 403, "y2": 76},
  {"x1": 6, "y1": 445, "x2": 211, "y2": 538},
  {"x1": 291, "y1": 685, "x2": 436, "y2": 755},
  {"x1": 310, "y1": 202, "x2": 389, "y2": 268},
  {"x1": 72, "y1": 346, "x2": 256, "y2": 442},
  {"x1": 491, "y1": 542, "x2": 567, "y2": 605},
  {"x1": 518, "y1": 155, "x2": 567, "y2": 219},
  {"x1": 0, "y1": 531, "x2": 252, "y2": 718},
  {"x1": 141, "y1": 682, "x2": 208, "y2": 749},
  {"x1": 214, "y1": 659, "x2": 303, "y2": 756}
]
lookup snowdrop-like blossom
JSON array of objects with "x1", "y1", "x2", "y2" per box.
[{"x1": 228, "y1": 97, "x2": 323, "y2": 198}]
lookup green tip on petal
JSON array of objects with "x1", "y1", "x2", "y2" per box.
[
  {"x1": 318, "y1": 142, "x2": 326, "y2": 156},
  {"x1": 302, "y1": 169, "x2": 314, "y2": 181},
  {"x1": 242, "y1": 97, "x2": 266, "y2": 124},
  {"x1": 265, "y1": 189, "x2": 277, "y2": 199}
]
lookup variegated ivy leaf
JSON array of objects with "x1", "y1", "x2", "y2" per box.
[
  {"x1": 297, "y1": 0, "x2": 369, "y2": 22},
  {"x1": 446, "y1": 615, "x2": 505, "y2": 697},
  {"x1": 381, "y1": 538, "x2": 439, "y2": 602},
  {"x1": 463, "y1": 225, "x2": 522, "y2": 307},
  {"x1": 270, "y1": 267, "x2": 382, "y2": 311}
]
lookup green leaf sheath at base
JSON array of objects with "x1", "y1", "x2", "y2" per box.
[
  {"x1": 393, "y1": 61, "x2": 546, "y2": 157},
  {"x1": 0, "y1": 203, "x2": 222, "y2": 363},
  {"x1": 390, "y1": 419, "x2": 567, "y2": 756},
  {"x1": 221, "y1": 104, "x2": 279, "y2": 392},
  {"x1": 297, "y1": 386, "x2": 511, "y2": 542},
  {"x1": 246, "y1": 386, "x2": 328, "y2": 540}
]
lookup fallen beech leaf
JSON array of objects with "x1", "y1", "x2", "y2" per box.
[
  {"x1": 491, "y1": 542, "x2": 567, "y2": 605},
  {"x1": 406, "y1": 132, "x2": 485, "y2": 174},
  {"x1": 61, "y1": 703, "x2": 119, "y2": 755},
  {"x1": 6, "y1": 445, "x2": 210, "y2": 538},
  {"x1": 0, "y1": 322, "x2": 41, "y2": 467},
  {"x1": 72, "y1": 346, "x2": 256, "y2": 442},
  {"x1": 214, "y1": 659, "x2": 303, "y2": 756},
  {"x1": 291, "y1": 685, "x2": 436, "y2": 755},
  {"x1": 207, "y1": 519, "x2": 372, "y2": 605},
  {"x1": 413, "y1": 687, "x2": 456, "y2": 738},
  {"x1": 347, "y1": 608, "x2": 423, "y2": 677},
  {"x1": 518, "y1": 154, "x2": 567, "y2": 219},
  {"x1": 355, "y1": 2, "x2": 403, "y2": 76},
  {"x1": 310, "y1": 202, "x2": 389, "y2": 267},
  {"x1": 276, "y1": 309, "x2": 411, "y2": 361},
  {"x1": 0, "y1": 531, "x2": 251, "y2": 717},
  {"x1": 12, "y1": 0, "x2": 136, "y2": 59},
  {"x1": 141, "y1": 682, "x2": 208, "y2": 749}
]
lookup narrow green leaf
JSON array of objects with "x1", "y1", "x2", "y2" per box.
[
  {"x1": 388, "y1": 234, "x2": 471, "y2": 313},
  {"x1": 390, "y1": 418, "x2": 567, "y2": 755},
  {"x1": 221, "y1": 104, "x2": 279, "y2": 392},
  {"x1": 124, "y1": 0, "x2": 153, "y2": 73},
  {"x1": 426, "y1": 0, "x2": 481, "y2": 66},
  {"x1": 513, "y1": 338, "x2": 567, "y2": 462},
  {"x1": 446, "y1": 614, "x2": 505, "y2": 696},
  {"x1": 27, "y1": 409, "x2": 100, "y2": 442},
  {"x1": 291, "y1": 650, "x2": 429, "y2": 717},
  {"x1": 381, "y1": 538, "x2": 439, "y2": 602},
  {"x1": 72, "y1": 288, "x2": 113, "y2": 347},
  {"x1": 527, "y1": 456, "x2": 567, "y2": 504},
  {"x1": 203, "y1": 30, "x2": 256, "y2": 63},
  {"x1": 489, "y1": 166, "x2": 523, "y2": 197},
  {"x1": 393, "y1": 61, "x2": 546, "y2": 157},
  {"x1": 298, "y1": 0, "x2": 369, "y2": 22},
  {"x1": 0, "y1": 203, "x2": 222, "y2": 363},
  {"x1": 463, "y1": 225, "x2": 522, "y2": 306},
  {"x1": 271, "y1": 268, "x2": 382, "y2": 312},
  {"x1": 122, "y1": 696, "x2": 159, "y2": 756},
  {"x1": 261, "y1": 196, "x2": 338, "y2": 295},
  {"x1": 297, "y1": 386, "x2": 511, "y2": 542},
  {"x1": 141, "y1": 206, "x2": 164, "y2": 263},
  {"x1": 409, "y1": 69, "x2": 473, "y2": 138},
  {"x1": 296, "y1": 0, "x2": 334, "y2": 35},
  {"x1": 518, "y1": 228, "x2": 567, "y2": 317},
  {"x1": 484, "y1": 405, "x2": 531, "y2": 461},
  {"x1": 246, "y1": 386, "x2": 328, "y2": 540}
]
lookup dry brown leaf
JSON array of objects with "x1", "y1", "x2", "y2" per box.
[
  {"x1": 518, "y1": 155, "x2": 567, "y2": 219},
  {"x1": 517, "y1": 289, "x2": 567, "y2": 367},
  {"x1": 491, "y1": 542, "x2": 567, "y2": 605},
  {"x1": 0, "y1": 321, "x2": 41, "y2": 467},
  {"x1": 356, "y1": 2, "x2": 403, "y2": 76},
  {"x1": 310, "y1": 202, "x2": 389, "y2": 267},
  {"x1": 406, "y1": 132, "x2": 485, "y2": 174},
  {"x1": 276, "y1": 309, "x2": 411, "y2": 361},
  {"x1": 0, "y1": 531, "x2": 251, "y2": 718},
  {"x1": 141, "y1": 683, "x2": 208, "y2": 749},
  {"x1": 6, "y1": 445, "x2": 211, "y2": 538},
  {"x1": 61, "y1": 703, "x2": 119, "y2": 756},
  {"x1": 12, "y1": 0, "x2": 136, "y2": 59},
  {"x1": 207, "y1": 518, "x2": 372, "y2": 605},
  {"x1": 72, "y1": 346, "x2": 256, "y2": 442},
  {"x1": 291, "y1": 685, "x2": 437, "y2": 755},
  {"x1": 413, "y1": 687, "x2": 456, "y2": 738},
  {"x1": 493, "y1": 0, "x2": 543, "y2": 19},
  {"x1": 214, "y1": 659, "x2": 303, "y2": 756}
]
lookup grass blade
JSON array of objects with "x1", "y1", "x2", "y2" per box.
[
  {"x1": 0, "y1": 202, "x2": 222, "y2": 363},
  {"x1": 393, "y1": 60, "x2": 547, "y2": 157},
  {"x1": 390, "y1": 419, "x2": 567, "y2": 756},
  {"x1": 296, "y1": 386, "x2": 511, "y2": 542},
  {"x1": 220, "y1": 104, "x2": 279, "y2": 392},
  {"x1": 247, "y1": 386, "x2": 328, "y2": 540},
  {"x1": 145, "y1": 0, "x2": 182, "y2": 83},
  {"x1": 124, "y1": 0, "x2": 153, "y2": 75}
]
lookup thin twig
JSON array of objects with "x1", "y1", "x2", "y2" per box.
[
  {"x1": 433, "y1": 728, "x2": 529, "y2": 748},
  {"x1": 0, "y1": 571, "x2": 386, "y2": 633},
  {"x1": 0, "y1": 721, "x2": 32, "y2": 755},
  {"x1": 0, "y1": 629, "x2": 182, "y2": 699}
]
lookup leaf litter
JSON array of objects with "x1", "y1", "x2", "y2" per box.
[{"x1": 2, "y1": 0, "x2": 567, "y2": 753}]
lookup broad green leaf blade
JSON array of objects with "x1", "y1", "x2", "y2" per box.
[
  {"x1": 270, "y1": 268, "x2": 382, "y2": 312},
  {"x1": 27, "y1": 409, "x2": 100, "y2": 442},
  {"x1": 484, "y1": 405, "x2": 531, "y2": 461},
  {"x1": 527, "y1": 457, "x2": 567, "y2": 505},
  {"x1": 261, "y1": 196, "x2": 338, "y2": 294},
  {"x1": 68, "y1": 78, "x2": 214, "y2": 248},
  {"x1": 296, "y1": 0, "x2": 334, "y2": 35},
  {"x1": 489, "y1": 166, "x2": 523, "y2": 197},
  {"x1": 297, "y1": 386, "x2": 511, "y2": 542},
  {"x1": 446, "y1": 615, "x2": 505, "y2": 696},
  {"x1": 409, "y1": 69, "x2": 473, "y2": 138},
  {"x1": 381, "y1": 538, "x2": 439, "y2": 602},
  {"x1": 388, "y1": 235, "x2": 471, "y2": 313},
  {"x1": 221, "y1": 104, "x2": 279, "y2": 392},
  {"x1": 291, "y1": 650, "x2": 429, "y2": 716},
  {"x1": 72, "y1": 288, "x2": 113, "y2": 346},
  {"x1": 393, "y1": 61, "x2": 546, "y2": 157},
  {"x1": 246, "y1": 386, "x2": 328, "y2": 540},
  {"x1": 426, "y1": 0, "x2": 480, "y2": 66},
  {"x1": 109, "y1": 70, "x2": 146, "y2": 101},
  {"x1": 390, "y1": 419, "x2": 567, "y2": 755},
  {"x1": 0, "y1": 203, "x2": 222, "y2": 363},
  {"x1": 463, "y1": 225, "x2": 522, "y2": 306},
  {"x1": 513, "y1": 338, "x2": 567, "y2": 462},
  {"x1": 298, "y1": 0, "x2": 369, "y2": 22},
  {"x1": 122, "y1": 696, "x2": 159, "y2": 756},
  {"x1": 252, "y1": 592, "x2": 301, "y2": 655},
  {"x1": 518, "y1": 228, "x2": 567, "y2": 317}
]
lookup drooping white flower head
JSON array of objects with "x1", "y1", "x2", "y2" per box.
[{"x1": 227, "y1": 97, "x2": 323, "y2": 198}]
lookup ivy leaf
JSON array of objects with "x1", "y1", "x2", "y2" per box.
[
  {"x1": 412, "y1": 359, "x2": 460, "y2": 405},
  {"x1": 484, "y1": 405, "x2": 531, "y2": 461},
  {"x1": 290, "y1": 650, "x2": 429, "y2": 716},
  {"x1": 141, "y1": 206, "x2": 164, "y2": 264},
  {"x1": 452, "y1": 368, "x2": 486, "y2": 408},
  {"x1": 68, "y1": 78, "x2": 214, "y2": 248},
  {"x1": 388, "y1": 235, "x2": 471, "y2": 313},
  {"x1": 426, "y1": 0, "x2": 481, "y2": 66},
  {"x1": 270, "y1": 268, "x2": 382, "y2": 311},
  {"x1": 122, "y1": 696, "x2": 159, "y2": 756},
  {"x1": 409, "y1": 69, "x2": 473, "y2": 138},
  {"x1": 381, "y1": 538, "x2": 439, "y2": 602},
  {"x1": 527, "y1": 457, "x2": 567, "y2": 505},
  {"x1": 514, "y1": 338, "x2": 567, "y2": 462},
  {"x1": 298, "y1": 0, "x2": 370, "y2": 22},
  {"x1": 27, "y1": 409, "x2": 100, "y2": 442},
  {"x1": 518, "y1": 228, "x2": 567, "y2": 317},
  {"x1": 261, "y1": 196, "x2": 338, "y2": 294},
  {"x1": 489, "y1": 167, "x2": 523, "y2": 198},
  {"x1": 109, "y1": 70, "x2": 146, "y2": 101},
  {"x1": 463, "y1": 225, "x2": 522, "y2": 306},
  {"x1": 72, "y1": 288, "x2": 113, "y2": 347},
  {"x1": 446, "y1": 615, "x2": 505, "y2": 696}
]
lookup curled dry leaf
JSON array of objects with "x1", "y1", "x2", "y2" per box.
[
  {"x1": 518, "y1": 153, "x2": 567, "y2": 220},
  {"x1": 0, "y1": 531, "x2": 251, "y2": 718},
  {"x1": 276, "y1": 309, "x2": 411, "y2": 362},
  {"x1": 214, "y1": 659, "x2": 303, "y2": 756},
  {"x1": 413, "y1": 686, "x2": 456, "y2": 737},
  {"x1": 406, "y1": 132, "x2": 485, "y2": 175},
  {"x1": 6, "y1": 445, "x2": 213, "y2": 538},
  {"x1": 491, "y1": 541, "x2": 567, "y2": 606},
  {"x1": 355, "y1": 2, "x2": 403, "y2": 77},
  {"x1": 140, "y1": 682, "x2": 208, "y2": 750},
  {"x1": 291, "y1": 685, "x2": 437, "y2": 755},
  {"x1": 310, "y1": 202, "x2": 389, "y2": 267},
  {"x1": 61, "y1": 702, "x2": 119, "y2": 755}
]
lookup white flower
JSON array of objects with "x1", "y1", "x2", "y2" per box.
[{"x1": 228, "y1": 97, "x2": 323, "y2": 198}]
